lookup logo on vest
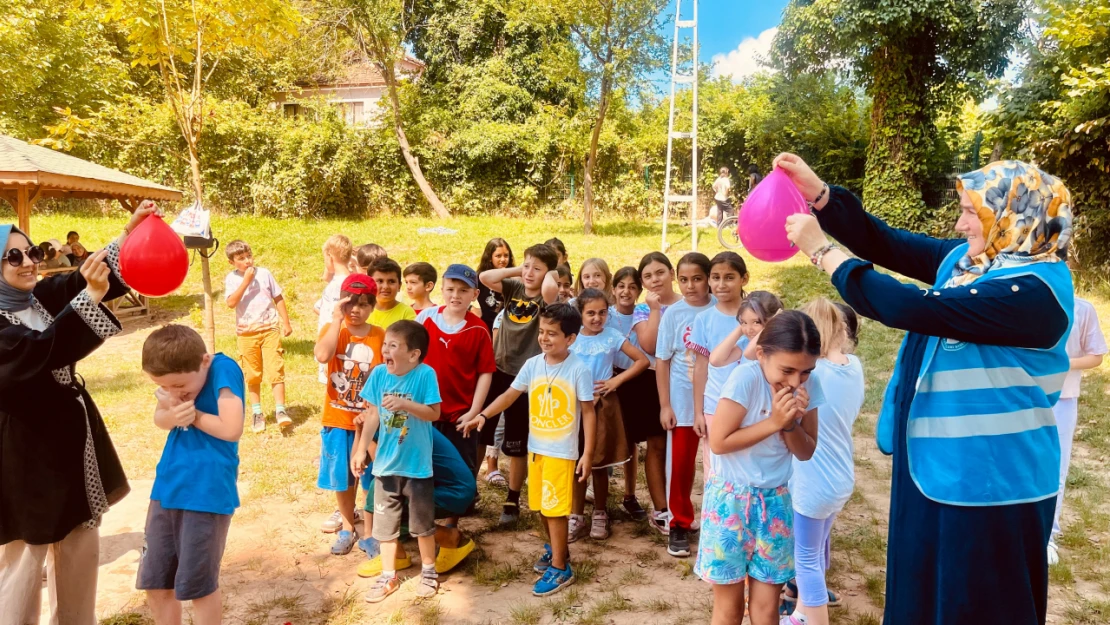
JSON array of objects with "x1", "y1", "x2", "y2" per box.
[{"x1": 940, "y1": 338, "x2": 968, "y2": 352}]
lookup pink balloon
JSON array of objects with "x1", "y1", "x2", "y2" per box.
[
  {"x1": 738, "y1": 168, "x2": 810, "y2": 262},
  {"x1": 119, "y1": 215, "x2": 189, "y2": 297}
]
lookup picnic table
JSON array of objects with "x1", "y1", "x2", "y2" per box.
[{"x1": 38, "y1": 265, "x2": 149, "y2": 319}]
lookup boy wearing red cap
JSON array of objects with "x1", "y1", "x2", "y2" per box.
[{"x1": 314, "y1": 274, "x2": 385, "y2": 557}]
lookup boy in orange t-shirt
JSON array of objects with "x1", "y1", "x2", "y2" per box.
[{"x1": 315, "y1": 274, "x2": 385, "y2": 556}]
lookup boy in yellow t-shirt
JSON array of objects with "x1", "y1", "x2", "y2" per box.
[{"x1": 368, "y1": 258, "x2": 417, "y2": 329}]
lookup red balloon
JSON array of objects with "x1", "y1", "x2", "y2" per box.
[
  {"x1": 738, "y1": 168, "x2": 810, "y2": 262},
  {"x1": 119, "y1": 215, "x2": 188, "y2": 297}
]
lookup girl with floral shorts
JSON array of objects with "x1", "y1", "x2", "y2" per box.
[{"x1": 696, "y1": 310, "x2": 825, "y2": 625}]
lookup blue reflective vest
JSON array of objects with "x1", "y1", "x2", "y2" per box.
[{"x1": 876, "y1": 244, "x2": 1073, "y2": 506}]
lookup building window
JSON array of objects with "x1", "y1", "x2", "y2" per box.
[{"x1": 283, "y1": 103, "x2": 301, "y2": 118}]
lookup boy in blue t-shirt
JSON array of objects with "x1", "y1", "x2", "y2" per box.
[
  {"x1": 139, "y1": 325, "x2": 246, "y2": 624},
  {"x1": 352, "y1": 320, "x2": 443, "y2": 604}
]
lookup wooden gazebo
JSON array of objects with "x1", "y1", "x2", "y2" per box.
[
  {"x1": 0, "y1": 134, "x2": 184, "y2": 318},
  {"x1": 0, "y1": 134, "x2": 183, "y2": 237}
]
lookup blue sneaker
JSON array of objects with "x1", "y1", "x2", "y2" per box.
[
  {"x1": 358, "y1": 536, "x2": 380, "y2": 558},
  {"x1": 533, "y1": 544, "x2": 553, "y2": 574},
  {"x1": 330, "y1": 529, "x2": 357, "y2": 555},
  {"x1": 532, "y1": 563, "x2": 575, "y2": 596}
]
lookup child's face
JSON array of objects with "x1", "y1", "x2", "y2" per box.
[
  {"x1": 230, "y1": 252, "x2": 254, "y2": 272},
  {"x1": 613, "y1": 276, "x2": 641, "y2": 310},
  {"x1": 739, "y1": 308, "x2": 764, "y2": 340},
  {"x1": 146, "y1": 355, "x2": 213, "y2": 402},
  {"x1": 757, "y1": 349, "x2": 818, "y2": 393},
  {"x1": 382, "y1": 332, "x2": 420, "y2": 376},
  {"x1": 557, "y1": 251, "x2": 568, "y2": 267},
  {"x1": 556, "y1": 276, "x2": 574, "y2": 301},
  {"x1": 580, "y1": 265, "x2": 606, "y2": 291},
  {"x1": 641, "y1": 261, "x2": 673, "y2": 295},
  {"x1": 342, "y1": 293, "x2": 374, "y2": 326},
  {"x1": 520, "y1": 256, "x2": 549, "y2": 290},
  {"x1": 441, "y1": 279, "x2": 476, "y2": 314},
  {"x1": 68, "y1": 234, "x2": 79, "y2": 244},
  {"x1": 580, "y1": 299, "x2": 608, "y2": 334},
  {"x1": 404, "y1": 274, "x2": 433, "y2": 301},
  {"x1": 372, "y1": 271, "x2": 401, "y2": 304},
  {"x1": 709, "y1": 263, "x2": 748, "y2": 304},
  {"x1": 492, "y1": 246, "x2": 511, "y2": 269},
  {"x1": 677, "y1": 264, "x2": 709, "y2": 303},
  {"x1": 537, "y1": 318, "x2": 574, "y2": 355}
]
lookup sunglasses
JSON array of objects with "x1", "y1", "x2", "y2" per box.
[{"x1": 4, "y1": 246, "x2": 45, "y2": 267}]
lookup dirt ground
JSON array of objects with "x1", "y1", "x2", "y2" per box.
[{"x1": 41, "y1": 315, "x2": 1108, "y2": 625}]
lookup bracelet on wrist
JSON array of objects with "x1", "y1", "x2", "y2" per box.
[
  {"x1": 807, "y1": 183, "x2": 828, "y2": 210},
  {"x1": 810, "y1": 243, "x2": 840, "y2": 272},
  {"x1": 782, "y1": 420, "x2": 798, "y2": 433}
]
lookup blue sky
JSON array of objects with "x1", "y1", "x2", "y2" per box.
[{"x1": 665, "y1": 0, "x2": 790, "y2": 81}]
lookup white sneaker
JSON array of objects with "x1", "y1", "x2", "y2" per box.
[
  {"x1": 650, "y1": 510, "x2": 670, "y2": 535},
  {"x1": 590, "y1": 510, "x2": 610, "y2": 540},
  {"x1": 1047, "y1": 542, "x2": 1060, "y2": 566},
  {"x1": 585, "y1": 483, "x2": 595, "y2": 503},
  {"x1": 568, "y1": 514, "x2": 590, "y2": 543},
  {"x1": 321, "y1": 510, "x2": 343, "y2": 533}
]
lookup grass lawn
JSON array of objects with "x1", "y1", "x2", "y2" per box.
[{"x1": 14, "y1": 208, "x2": 1110, "y2": 623}]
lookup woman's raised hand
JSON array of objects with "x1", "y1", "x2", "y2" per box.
[
  {"x1": 124, "y1": 200, "x2": 162, "y2": 236},
  {"x1": 80, "y1": 249, "x2": 111, "y2": 304},
  {"x1": 772, "y1": 153, "x2": 826, "y2": 207}
]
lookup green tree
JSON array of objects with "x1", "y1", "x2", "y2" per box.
[
  {"x1": 989, "y1": 0, "x2": 1110, "y2": 270},
  {"x1": 0, "y1": 0, "x2": 133, "y2": 139},
  {"x1": 317, "y1": 0, "x2": 451, "y2": 218},
  {"x1": 774, "y1": 0, "x2": 1026, "y2": 229},
  {"x1": 87, "y1": 0, "x2": 300, "y2": 351},
  {"x1": 527, "y1": 0, "x2": 668, "y2": 234}
]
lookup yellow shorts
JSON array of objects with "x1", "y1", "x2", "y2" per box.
[
  {"x1": 528, "y1": 454, "x2": 575, "y2": 518},
  {"x1": 236, "y1": 326, "x2": 285, "y2": 387}
]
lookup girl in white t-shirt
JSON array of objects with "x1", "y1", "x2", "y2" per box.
[
  {"x1": 573, "y1": 258, "x2": 614, "y2": 303},
  {"x1": 691, "y1": 252, "x2": 749, "y2": 480},
  {"x1": 568, "y1": 289, "x2": 650, "y2": 541},
  {"x1": 782, "y1": 299, "x2": 864, "y2": 625},
  {"x1": 708, "y1": 291, "x2": 784, "y2": 369},
  {"x1": 656, "y1": 253, "x2": 716, "y2": 558},
  {"x1": 697, "y1": 310, "x2": 824, "y2": 625},
  {"x1": 632, "y1": 252, "x2": 684, "y2": 534}
]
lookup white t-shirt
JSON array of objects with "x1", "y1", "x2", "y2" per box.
[
  {"x1": 510, "y1": 353, "x2": 595, "y2": 461},
  {"x1": 690, "y1": 306, "x2": 748, "y2": 415},
  {"x1": 569, "y1": 327, "x2": 626, "y2": 382},
  {"x1": 606, "y1": 307, "x2": 642, "y2": 370},
  {"x1": 712, "y1": 360, "x2": 826, "y2": 489},
  {"x1": 416, "y1": 306, "x2": 467, "y2": 334},
  {"x1": 224, "y1": 267, "x2": 282, "y2": 334},
  {"x1": 317, "y1": 274, "x2": 346, "y2": 383},
  {"x1": 656, "y1": 297, "x2": 717, "y2": 427},
  {"x1": 1062, "y1": 298, "x2": 1107, "y2": 399},
  {"x1": 713, "y1": 176, "x2": 731, "y2": 202},
  {"x1": 790, "y1": 356, "x2": 864, "y2": 519}
]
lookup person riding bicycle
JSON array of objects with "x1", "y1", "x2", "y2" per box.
[{"x1": 713, "y1": 167, "x2": 733, "y2": 226}]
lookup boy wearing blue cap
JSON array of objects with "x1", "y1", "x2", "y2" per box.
[{"x1": 417, "y1": 264, "x2": 496, "y2": 571}]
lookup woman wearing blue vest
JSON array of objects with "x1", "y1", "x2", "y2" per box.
[{"x1": 776, "y1": 154, "x2": 1073, "y2": 625}]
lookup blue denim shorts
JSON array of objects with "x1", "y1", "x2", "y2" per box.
[{"x1": 317, "y1": 427, "x2": 358, "y2": 491}]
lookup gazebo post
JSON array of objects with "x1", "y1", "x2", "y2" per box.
[{"x1": 16, "y1": 186, "x2": 30, "y2": 235}]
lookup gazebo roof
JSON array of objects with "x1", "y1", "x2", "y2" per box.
[
  {"x1": 0, "y1": 133, "x2": 183, "y2": 236},
  {"x1": 0, "y1": 134, "x2": 182, "y2": 202}
]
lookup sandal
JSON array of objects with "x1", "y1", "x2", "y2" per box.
[
  {"x1": 485, "y1": 469, "x2": 507, "y2": 488},
  {"x1": 782, "y1": 580, "x2": 842, "y2": 608}
]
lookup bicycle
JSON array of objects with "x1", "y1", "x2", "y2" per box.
[{"x1": 716, "y1": 209, "x2": 743, "y2": 250}]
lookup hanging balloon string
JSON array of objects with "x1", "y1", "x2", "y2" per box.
[{"x1": 190, "y1": 238, "x2": 220, "y2": 267}]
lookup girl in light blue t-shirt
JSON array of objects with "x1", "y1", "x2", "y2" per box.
[{"x1": 568, "y1": 288, "x2": 649, "y2": 541}]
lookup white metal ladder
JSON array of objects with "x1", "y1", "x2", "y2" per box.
[{"x1": 661, "y1": 0, "x2": 698, "y2": 252}]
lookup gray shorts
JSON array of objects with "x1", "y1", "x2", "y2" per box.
[
  {"x1": 372, "y1": 476, "x2": 436, "y2": 541},
  {"x1": 136, "y1": 500, "x2": 232, "y2": 601}
]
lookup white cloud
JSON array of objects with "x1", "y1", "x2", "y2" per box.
[{"x1": 711, "y1": 27, "x2": 778, "y2": 81}]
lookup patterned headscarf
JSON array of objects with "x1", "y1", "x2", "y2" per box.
[{"x1": 948, "y1": 161, "x2": 1073, "y2": 287}]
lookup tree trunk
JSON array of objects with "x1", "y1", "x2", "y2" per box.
[
  {"x1": 863, "y1": 44, "x2": 932, "y2": 230},
  {"x1": 187, "y1": 141, "x2": 217, "y2": 354},
  {"x1": 382, "y1": 64, "x2": 450, "y2": 219},
  {"x1": 582, "y1": 75, "x2": 612, "y2": 235}
]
